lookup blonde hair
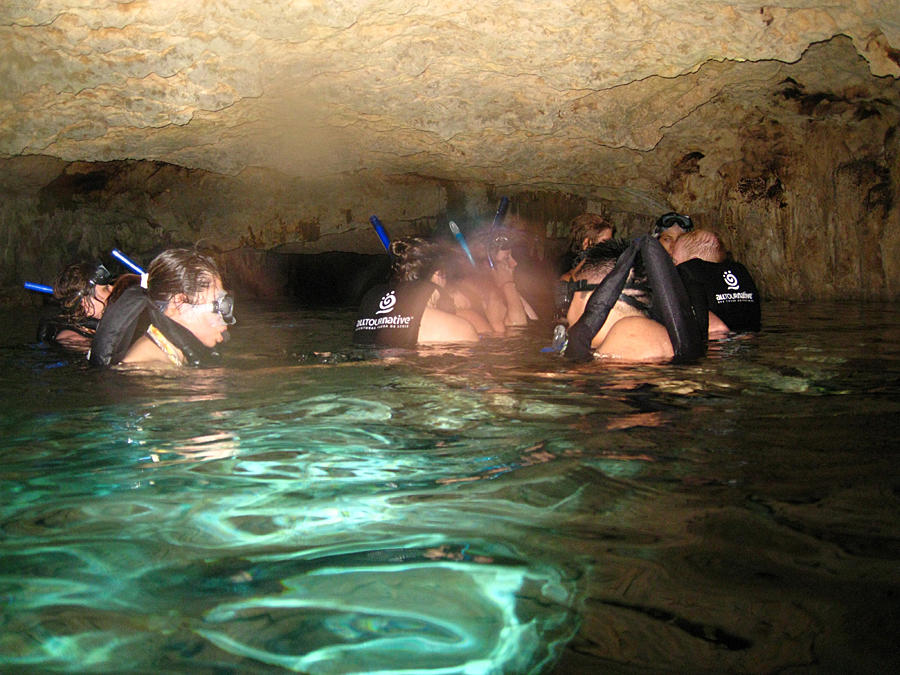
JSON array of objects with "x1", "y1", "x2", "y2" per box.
[{"x1": 672, "y1": 229, "x2": 726, "y2": 265}]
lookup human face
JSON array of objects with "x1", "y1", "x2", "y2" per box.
[
  {"x1": 582, "y1": 227, "x2": 613, "y2": 249},
  {"x1": 170, "y1": 277, "x2": 232, "y2": 348},
  {"x1": 83, "y1": 283, "x2": 113, "y2": 319},
  {"x1": 492, "y1": 246, "x2": 517, "y2": 269},
  {"x1": 658, "y1": 225, "x2": 685, "y2": 255}
]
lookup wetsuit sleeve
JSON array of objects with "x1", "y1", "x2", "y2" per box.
[
  {"x1": 564, "y1": 240, "x2": 639, "y2": 361},
  {"x1": 642, "y1": 236, "x2": 705, "y2": 362}
]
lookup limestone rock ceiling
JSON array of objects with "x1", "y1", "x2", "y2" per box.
[{"x1": 2, "y1": 1, "x2": 898, "y2": 211}]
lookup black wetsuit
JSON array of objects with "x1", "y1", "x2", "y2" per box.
[
  {"x1": 564, "y1": 235, "x2": 706, "y2": 363},
  {"x1": 677, "y1": 259, "x2": 761, "y2": 333},
  {"x1": 353, "y1": 281, "x2": 437, "y2": 348},
  {"x1": 88, "y1": 285, "x2": 220, "y2": 367}
]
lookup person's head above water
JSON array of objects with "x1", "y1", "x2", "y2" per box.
[
  {"x1": 54, "y1": 261, "x2": 114, "y2": 322},
  {"x1": 671, "y1": 229, "x2": 726, "y2": 265},
  {"x1": 90, "y1": 248, "x2": 235, "y2": 367},
  {"x1": 145, "y1": 248, "x2": 234, "y2": 348},
  {"x1": 569, "y1": 213, "x2": 615, "y2": 252},
  {"x1": 652, "y1": 212, "x2": 694, "y2": 255},
  {"x1": 389, "y1": 237, "x2": 446, "y2": 284}
]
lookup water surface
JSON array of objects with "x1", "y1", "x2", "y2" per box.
[{"x1": 1, "y1": 301, "x2": 898, "y2": 673}]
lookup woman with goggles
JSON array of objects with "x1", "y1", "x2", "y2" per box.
[
  {"x1": 651, "y1": 212, "x2": 694, "y2": 255},
  {"x1": 91, "y1": 248, "x2": 235, "y2": 367}
]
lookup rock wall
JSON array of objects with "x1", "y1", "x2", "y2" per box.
[{"x1": 2, "y1": 33, "x2": 898, "y2": 304}]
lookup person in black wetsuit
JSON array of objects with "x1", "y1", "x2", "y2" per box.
[
  {"x1": 37, "y1": 262, "x2": 115, "y2": 351},
  {"x1": 354, "y1": 237, "x2": 478, "y2": 347},
  {"x1": 562, "y1": 236, "x2": 705, "y2": 363},
  {"x1": 89, "y1": 249, "x2": 234, "y2": 367},
  {"x1": 672, "y1": 229, "x2": 761, "y2": 335}
]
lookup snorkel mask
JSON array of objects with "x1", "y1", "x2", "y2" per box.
[
  {"x1": 188, "y1": 293, "x2": 236, "y2": 325},
  {"x1": 652, "y1": 212, "x2": 694, "y2": 238},
  {"x1": 67, "y1": 262, "x2": 113, "y2": 307},
  {"x1": 486, "y1": 232, "x2": 514, "y2": 269}
]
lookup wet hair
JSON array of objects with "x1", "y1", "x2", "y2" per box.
[
  {"x1": 569, "y1": 213, "x2": 614, "y2": 251},
  {"x1": 672, "y1": 229, "x2": 726, "y2": 264},
  {"x1": 574, "y1": 238, "x2": 651, "y2": 315},
  {"x1": 53, "y1": 262, "x2": 111, "y2": 321},
  {"x1": 146, "y1": 248, "x2": 222, "y2": 307},
  {"x1": 389, "y1": 237, "x2": 443, "y2": 282},
  {"x1": 107, "y1": 273, "x2": 141, "y2": 306}
]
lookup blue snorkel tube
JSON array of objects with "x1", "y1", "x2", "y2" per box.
[
  {"x1": 24, "y1": 281, "x2": 54, "y2": 294},
  {"x1": 491, "y1": 196, "x2": 509, "y2": 229},
  {"x1": 111, "y1": 249, "x2": 148, "y2": 288},
  {"x1": 486, "y1": 196, "x2": 510, "y2": 268},
  {"x1": 111, "y1": 249, "x2": 145, "y2": 275},
  {"x1": 448, "y1": 221, "x2": 476, "y2": 267},
  {"x1": 369, "y1": 216, "x2": 392, "y2": 253}
]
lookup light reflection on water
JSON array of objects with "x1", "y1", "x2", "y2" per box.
[{"x1": 1, "y1": 301, "x2": 898, "y2": 673}]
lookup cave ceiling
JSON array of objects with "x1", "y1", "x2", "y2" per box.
[{"x1": 1, "y1": 1, "x2": 899, "y2": 214}]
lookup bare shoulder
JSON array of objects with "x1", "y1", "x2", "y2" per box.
[
  {"x1": 54, "y1": 329, "x2": 91, "y2": 351},
  {"x1": 418, "y1": 307, "x2": 479, "y2": 343},
  {"x1": 122, "y1": 335, "x2": 168, "y2": 364},
  {"x1": 596, "y1": 316, "x2": 674, "y2": 362}
]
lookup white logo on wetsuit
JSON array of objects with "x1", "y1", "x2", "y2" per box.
[
  {"x1": 376, "y1": 291, "x2": 397, "y2": 314},
  {"x1": 723, "y1": 270, "x2": 740, "y2": 290}
]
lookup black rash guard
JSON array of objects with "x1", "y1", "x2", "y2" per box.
[
  {"x1": 564, "y1": 235, "x2": 706, "y2": 363},
  {"x1": 354, "y1": 281, "x2": 438, "y2": 348},
  {"x1": 677, "y1": 259, "x2": 761, "y2": 333}
]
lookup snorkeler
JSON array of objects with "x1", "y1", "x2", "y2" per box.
[
  {"x1": 563, "y1": 236, "x2": 705, "y2": 363},
  {"x1": 354, "y1": 237, "x2": 478, "y2": 346},
  {"x1": 449, "y1": 227, "x2": 539, "y2": 334},
  {"x1": 560, "y1": 212, "x2": 616, "y2": 282},
  {"x1": 672, "y1": 229, "x2": 761, "y2": 334},
  {"x1": 36, "y1": 261, "x2": 115, "y2": 351},
  {"x1": 89, "y1": 248, "x2": 234, "y2": 367},
  {"x1": 652, "y1": 211, "x2": 694, "y2": 255}
]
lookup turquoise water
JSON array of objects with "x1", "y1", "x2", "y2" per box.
[{"x1": 1, "y1": 301, "x2": 898, "y2": 673}]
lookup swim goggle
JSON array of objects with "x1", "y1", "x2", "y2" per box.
[
  {"x1": 188, "y1": 293, "x2": 236, "y2": 325},
  {"x1": 74, "y1": 263, "x2": 114, "y2": 301},
  {"x1": 486, "y1": 233, "x2": 514, "y2": 268},
  {"x1": 554, "y1": 279, "x2": 601, "y2": 311},
  {"x1": 652, "y1": 212, "x2": 694, "y2": 237}
]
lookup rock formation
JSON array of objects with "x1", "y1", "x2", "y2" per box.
[{"x1": 1, "y1": 1, "x2": 898, "y2": 301}]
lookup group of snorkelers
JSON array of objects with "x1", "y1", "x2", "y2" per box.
[
  {"x1": 38, "y1": 248, "x2": 234, "y2": 366},
  {"x1": 352, "y1": 210, "x2": 760, "y2": 362},
  {"x1": 33, "y1": 208, "x2": 760, "y2": 367}
]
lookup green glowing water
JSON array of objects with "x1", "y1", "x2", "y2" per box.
[{"x1": 1, "y1": 301, "x2": 898, "y2": 673}]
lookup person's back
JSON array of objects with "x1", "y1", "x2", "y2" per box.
[
  {"x1": 353, "y1": 237, "x2": 478, "y2": 347},
  {"x1": 673, "y1": 230, "x2": 761, "y2": 333},
  {"x1": 562, "y1": 237, "x2": 701, "y2": 362}
]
